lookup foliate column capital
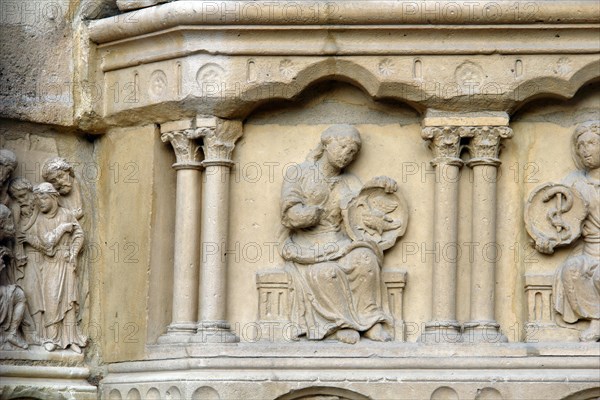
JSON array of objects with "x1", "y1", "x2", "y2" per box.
[
  {"x1": 199, "y1": 117, "x2": 243, "y2": 168},
  {"x1": 463, "y1": 126, "x2": 513, "y2": 167},
  {"x1": 161, "y1": 128, "x2": 203, "y2": 170},
  {"x1": 421, "y1": 126, "x2": 468, "y2": 167}
]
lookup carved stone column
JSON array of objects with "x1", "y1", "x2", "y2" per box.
[
  {"x1": 462, "y1": 125, "x2": 512, "y2": 343},
  {"x1": 194, "y1": 117, "x2": 243, "y2": 343},
  {"x1": 419, "y1": 125, "x2": 466, "y2": 343},
  {"x1": 159, "y1": 120, "x2": 203, "y2": 341}
]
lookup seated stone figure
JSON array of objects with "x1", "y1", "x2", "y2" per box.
[
  {"x1": 279, "y1": 124, "x2": 405, "y2": 344},
  {"x1": 532, "y1": 121, "x2": 600, "y2": 342}
]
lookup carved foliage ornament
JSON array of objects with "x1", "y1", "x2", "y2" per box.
[
  {"x1": 421, "y1": 126, "x2": 464, "y2": 167},
  {"x1": 161, "y1": 128, "x2": 204, "y2": 169},
  {"x1": 464, "y1": 126, "x2": 513, "y2": 166}
]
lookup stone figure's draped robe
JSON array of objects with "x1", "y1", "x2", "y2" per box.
[
  {"x1": 280, "y1": 161, "x2": 391, "y2": 339},
  {"x1": 27, "y1": 206, "x2": 87, "y2": 348},
  {"x1": 554, "y1": 171, "x2": 600, "y2": 323}
]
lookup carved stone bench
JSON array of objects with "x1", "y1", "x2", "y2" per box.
[
  {"x1": 524, "y1": 273, "x2": 580, "y2": 342},
  {"x1": 256, "y1": 268, "x2": 407, "y2": 342}
]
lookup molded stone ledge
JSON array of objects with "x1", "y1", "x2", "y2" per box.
[
  {"x1": 136, "y1": 342, "x2": 600, "y2": 364},
  {"x1": 88, "y1": 0, "x2": 600, "y2": 43},
  {"x1": 0, "y1": 345, "x2": 84, "y2": 363}
]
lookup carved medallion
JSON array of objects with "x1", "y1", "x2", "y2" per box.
[
  {"x1": 148, "y1": 70, "x2": 168, "y2": 99},
  {"x1": 344, "y1": 186, "x2": 408, "y2": 251},
  {"x1": 525, "y1": 183, "x2": 587, "y2": 248}
]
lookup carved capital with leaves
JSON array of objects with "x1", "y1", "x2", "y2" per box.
[
  {"x1": 199, "y1": 118, "x2": 243, "y2": 167},
  {"x1": 421, "y1": 126, "x2": 466, "y2": 167},
  {"x1": 161, "y1": 128, "x2": 203, "y2": 170},
  {"x1": 463, "y1": 126, "x2": 513, "y2": 167}
]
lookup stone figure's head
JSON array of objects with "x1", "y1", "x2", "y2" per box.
[
  {"x1": 0, "y1": 149, "x2": 17, "y2": 186},
  {"x1": 572, "y1": 121, "x2": 600, "y2": 171},
  {"x1": 0, "y1": 204, "x2": 15, "y2": 241},
  {"x1": 313, "y1": 124, "x2": 362, "y2": 169},
  {"x1": 34, "y1": 182, "x2": 60, "y2": 214},
  {"x1": 42, "y1": 157, "x2": 75, "y2": 195},
  {"x1": 8, "y1": 178, "x2": 35, "y2": 210}
]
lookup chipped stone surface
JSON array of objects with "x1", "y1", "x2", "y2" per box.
[{"x1": 1, "y1": 1, "x2": 599, "y2": 398}]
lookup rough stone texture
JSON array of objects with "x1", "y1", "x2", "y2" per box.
[{"x1": 1, "y1": 1, "x2": 599, "y2": 398}]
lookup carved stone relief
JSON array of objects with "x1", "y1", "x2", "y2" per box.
[
  {"x1": 0, "y1": 149, "x2": 88, "y2": 353},
  {"x1": 277, "y1": 124, "x2": 408, "y2": 344},
  {"x1": 526, "y1": 121, "x2": 600, "y2": 342}
]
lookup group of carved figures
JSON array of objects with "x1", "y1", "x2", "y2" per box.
[
  {"x1": 0, "y1": 149, "x2": 87, "y2": 353},
  {"x1": 0, "y1": 120, "x2": 596, "y2": 351},
  {"x1": 281, "y1": 122, "x2": 599, "y2": 343}
]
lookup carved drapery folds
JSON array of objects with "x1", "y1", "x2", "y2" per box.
[
  {"x1": 0, "y1": 149, "x2": 88, "y2": 354},
  {"x1": 526, "y1": 120, "x2": 600, "y2": 342}
]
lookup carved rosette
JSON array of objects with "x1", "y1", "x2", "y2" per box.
[
  {"x1": 161, "y1": 129, "x2": 203, "y2": 170},
  {"x1": 200, "y1": 118, "x2": 243, "y2": 168},
  {"x1": 421, "y1": 126, "x2": 465, "y2": 167},
  {"x1": 464, "y1": 126, "x2": 513, "y2": 167}
]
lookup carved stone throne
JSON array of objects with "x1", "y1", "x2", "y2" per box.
[{"x1": 256, "y1": 268, "x2": 407, "y2": 341}]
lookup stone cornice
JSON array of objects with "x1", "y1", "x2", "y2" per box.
[{"x1": 89, "y1": 1, "x2": 600, "y2": 44}]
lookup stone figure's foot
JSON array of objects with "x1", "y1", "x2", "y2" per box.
[
  {"x1": 579, "y1": 320, "x2": 600, "y2": 342},
  {"x1": 6, "y1": 333, "x2": 28, "y2": 349},
  {"x1": 335, "y1": 329, "x2": 360, "y2": 344},
  {"x1": 364, "y1": 323, "x2": 392, "y2": 342},
  {"x1": 43, "y1": 342, "x2": 57, "y2": 352},
  {"x1": 70, "y1": 344, "x2": 83, "y2": 354}
]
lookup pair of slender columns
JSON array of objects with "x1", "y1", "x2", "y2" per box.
[
  {"x1": 420, "y1": 113, "x2": 512, "y2": 343},
  {"x1": 160, "y1": 117, "x2": 242, "y2": 343}
]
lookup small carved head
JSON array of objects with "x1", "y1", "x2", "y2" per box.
[
  {"x1": 8, "y1": 177, "x2": 35, "y2": 211},
  {"x1": 33, "y1": 182, "x2": 59, "y2": 214},
  {"x1": 572, "y1": 121, "x2": 600, "y2": 171},
  {"x1": 0, "y1": 149, "x2": 17, "y2": 185},
  {"x1": 317, "y1": 124, "x2": 362, "y2": 169},
  {"x1": 42, "y1": 157, "x2": 75, "y2": 195},
  {"x1": 0, "y1": 204, "x2": 15, "y2": 241}
]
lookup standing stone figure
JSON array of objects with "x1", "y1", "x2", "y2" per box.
[
  {"x1": 0, "y1": 149, "x2": 18, "y2": 206},
  {"x1": 0, "y1": 204, "x2": 29, "y2": 349},
  {"x1": 9, "y1": 178, "x2": 44, "y2": 338},
  {"x1": 528, "y1": 121, "x2": 600, "y2": 342},
  {"x1": 279, "y1": 125, "x2": 407, "y2": 344},
  {"x1": 42, "y1": 157, "x2": 84, "y2": 220},
  {"x1": 25, "y1": 183, "x2": 87, "y2": 353}
]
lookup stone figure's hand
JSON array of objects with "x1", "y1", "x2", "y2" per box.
[
  {"x1": 534, "y1": 237, "x2": 556, "y2": 254},
  {"x1": 303, "y1": 205, "x2": 324, "y2": 225}
]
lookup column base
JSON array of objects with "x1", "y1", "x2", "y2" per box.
[
  {"x1": 463, "y1": 321, "x2": 508, "y2": 344},
  {"x1": 157, "y1": 322, "x2": 197, "y2": 344},
  {"x1": 191, "y1": 321, "x2": 239, "y2": 344},
  {"x1": 418, "y1": 321, "x2": 462, "y2": 344}
]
